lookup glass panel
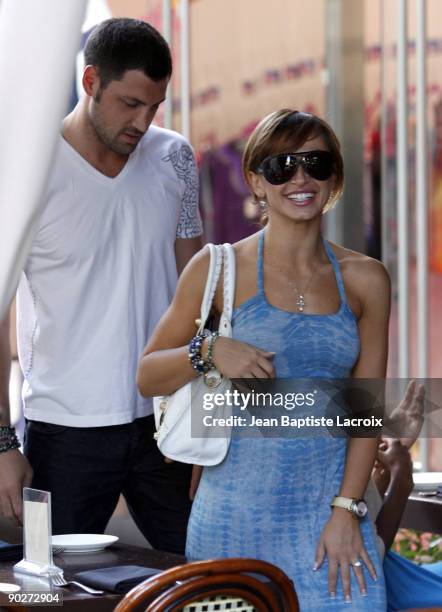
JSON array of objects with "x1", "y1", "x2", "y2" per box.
[{"x1": 15, "y1": 488, "x2": 60, "y2": 577}]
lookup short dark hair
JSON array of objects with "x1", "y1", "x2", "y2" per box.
[{"x1": 84, "y1": 18, "x2": 172, "y2": 88}]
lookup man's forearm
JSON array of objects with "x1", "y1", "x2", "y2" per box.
[
  {"x1": 175, "y1": 236, "x2": 203, "y2": 276},
  {"x1": 376, "y1": 472, "x2": 413, "y2": 550},
  {"x1": 0, "y1": 312, "x2": 11, "y2": 425}
]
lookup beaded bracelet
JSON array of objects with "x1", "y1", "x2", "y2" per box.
[
  {"x1": 0, "y1": 425, "x2": 20, "y2": 453},
  {"x1": 188, "y1": 331, "x2": 221, "y2": 374},
  {"x1": 188, "y1": 333, "x2": 212, "y2": 374},
  {"x1": 205, "y1": 332, "x2": 219, "y2": 370}
]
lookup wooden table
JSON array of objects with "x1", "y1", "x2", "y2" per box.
[
  {"x1": 0, "y1": 542, "x2": 185, "y2": 611},
  {"x1": 401, "y1": 493, "x2": 442, "y2": 534}
]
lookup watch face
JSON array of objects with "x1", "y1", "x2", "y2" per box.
[{"x1": 354, "y1": 500, "x2": 368, "y2": 518}]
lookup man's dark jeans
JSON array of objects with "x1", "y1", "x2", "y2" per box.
[{"x1": 24, "y1": 415, "x2": 192, "y2": 555}]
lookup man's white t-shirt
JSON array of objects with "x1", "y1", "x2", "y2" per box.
[{"x1": 16, "y1": 125, "x2": 202, "y2": 427}]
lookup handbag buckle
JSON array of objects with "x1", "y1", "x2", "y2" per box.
[{"x1": 204, "y1": 371, "x2": 223, "y2": 389}]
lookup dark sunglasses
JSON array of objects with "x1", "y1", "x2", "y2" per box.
[{"x1": 257, "y1": 150, "x2": 334, "y2": 185}]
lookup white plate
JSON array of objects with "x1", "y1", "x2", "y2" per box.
[
  {"x1": 51, "y1": 534, "x2": 119, "y2": 554},
  {"x1": 413, "y1": 472, "x2": 442, "y2": 491},
  {"x1": 0, "y1": 583, "x2": 20, "y2": 593}
]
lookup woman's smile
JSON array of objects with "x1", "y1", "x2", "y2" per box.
[{"x1": 284, "y1": 190, "x2": 317, "y2": 207}]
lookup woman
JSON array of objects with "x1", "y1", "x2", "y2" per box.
[{"x1": 137, "y1": 110, "x2": 390, "y2": 610}]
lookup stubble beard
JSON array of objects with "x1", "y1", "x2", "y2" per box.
[{"x1": 90, "y1": 101, "x2": 137, "y2": 156}]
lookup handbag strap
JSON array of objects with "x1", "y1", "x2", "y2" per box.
[
  {"x1": 197, "y1": 244, "x2": 223, "y2": 335},
  {"x1": 218, "y1": 243, "x2": 236, "y2": 338}
]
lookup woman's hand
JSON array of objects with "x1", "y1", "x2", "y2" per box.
[
  {"x1": 211, "y1": 337, "x2": 275, "y2": 379},
  {"x1": 314, "y1": 509, "x2": 377, "y2": 602}
]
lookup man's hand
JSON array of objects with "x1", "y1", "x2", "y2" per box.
[
  {"x1": 377, "y1": 438, "x2": 412, "y2": 473},
  {"x1": 0, "y1": 450, "x2": 33, "y2": 525},
  {"x1": 385, "y1": 380, "x2": 425, "y2": 448},
  {"x1": 371, "y1": 459, "x2": 390, "y2": 496},
  {"x1": 372, "y1": 438, "x2": 414, "y2": 498}
]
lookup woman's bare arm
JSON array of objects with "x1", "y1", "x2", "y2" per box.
[
  {"x1": 137, "y1": 246, "x2": 276, "y2": 398},
  {"x1": 315, "y1": 256, "x2": 391, "y2": 600},
  {"x1": 338, "y1": 257, "x2": 391, "y2": 501}
]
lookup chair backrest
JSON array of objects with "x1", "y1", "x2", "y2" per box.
[
  {"x1": 113, "y1": 558, "x2": 299, "y2": 612},
  {"x1": 400, "y1": 609, "x2": 442, "y2": 612}
]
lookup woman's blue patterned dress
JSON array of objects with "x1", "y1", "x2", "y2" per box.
[{"x1": 186, "y1": 231, "x2": 387, "y2": 611}]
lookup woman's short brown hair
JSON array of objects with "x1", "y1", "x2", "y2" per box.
[{"x1": 242, "y1": 109, "x2": 344, "y2": 213}]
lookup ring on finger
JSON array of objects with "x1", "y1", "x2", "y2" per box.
[{"x1": 351, "y1": 560, "x2": 363, "y2": 568}]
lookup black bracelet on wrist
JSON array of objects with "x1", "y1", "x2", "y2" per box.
[{"x1": 0, "y1": 426, "x2": 20, "y2": 453}]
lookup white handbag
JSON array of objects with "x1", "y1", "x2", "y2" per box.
[{"x1": 153, "y1": 243, "x2": 236, "y2": 466}]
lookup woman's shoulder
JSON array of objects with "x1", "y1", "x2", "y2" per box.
[
  {"x1": 227, "y1": 231, "x2": 261, "y2": 259},
  {"x1": 182, "y1": 232, "x2": 260, "y2": 280},
  {"x1": 327, "y1": 241, "x2": 390, "y2": 310},
  {"x1": 186, "y1": 233, "x2": 259, "y2": 270},
  {"x1": 214, "y1": 231, "x2": 261, "y2": 249},
  {"x1": 327, "y1": 241, "x2": 390, "y2": 287}
]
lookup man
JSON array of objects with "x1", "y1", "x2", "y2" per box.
[
  {"x1": 0, "y1": 18, "x2": 203, "y2": 555},
  {"x1": 368, "y1": 382, "x2": 442, "y2": 610}
]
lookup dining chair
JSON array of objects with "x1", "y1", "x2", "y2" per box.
[{"x1": 113, "y1": 557, "x2": 299, "y2": 612}]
